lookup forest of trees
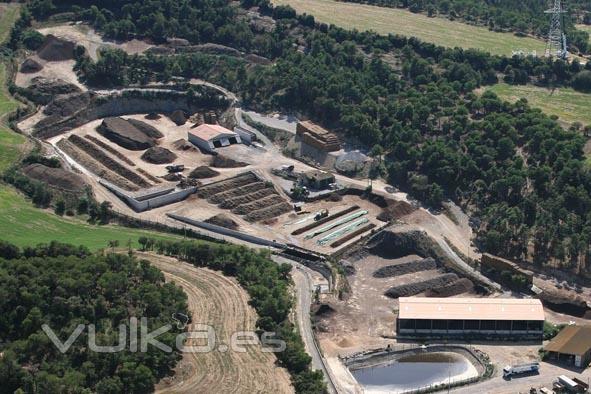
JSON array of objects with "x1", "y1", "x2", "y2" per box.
[
  {"x1": 12, "y1": 0, "x2": 591, "y2": 269},
  {"x1": 335, "y1": 0, "x2": 591, "y2": 54},
  {"x1": 0, "y1": 242, "x2": 189, "y2": 393}
]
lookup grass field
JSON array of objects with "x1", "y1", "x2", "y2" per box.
[
  {"x1": 0, "y1": 4, "x2": 19, "y2": 44},
  {"x1": 0, "y1": 62, "x2": 26, "y2": 172},
  {"x1": 272, "y1": 0, "x2": 547, "y2": 57},
  {"x1": 0, "y1": 187, "x2": 184, "y2": 249},
  {"x1": 0, "y1": 4, "x2": 184, "y2": 250},
  {"x1": 485, "y1": 83, "x2": 591, "y2": 126}
]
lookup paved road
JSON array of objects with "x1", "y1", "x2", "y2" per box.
[
  {"x1": 451, "y1": 361, "x2": 591, "y2": 394},
  {"x1": 272, "y1": 255, "x2": 338, "y2": 394}
]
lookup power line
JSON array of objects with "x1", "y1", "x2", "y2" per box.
[{"x1": 545, "y1": 0, "x2": 569, "y2": 59}]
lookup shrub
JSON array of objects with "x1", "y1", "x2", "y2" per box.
[{"x1": 572, "y1": 70, "x2": 591, "y2": 92}]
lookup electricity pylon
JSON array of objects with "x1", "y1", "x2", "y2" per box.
[{"x1": 545, "y1": 0, "x2": 568, "y2": 59}]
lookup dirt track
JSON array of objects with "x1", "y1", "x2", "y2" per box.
[{"x1": 138, "y1": 253, "x2": 293, "y2": 394}]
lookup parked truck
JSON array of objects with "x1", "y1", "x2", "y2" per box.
[{"x1": 503, "y1": 363, "x2": 540, "y2": 379}]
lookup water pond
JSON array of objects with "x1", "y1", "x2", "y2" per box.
[{"x1": 350, "y1": 351, "x2": 478, "y2": 393}]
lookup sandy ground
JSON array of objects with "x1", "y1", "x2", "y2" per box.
[
  {"x1": 316, "y1": 248, "x2": 481, "y2": 358},
  {"x1": 138, "y1": 253, "x2": 294, "y2": 394},
  {"x1": 16, "y1": 22, "x2": 153, "y2": 90},
  {"x1": 38, "y1": 23, "x2": 153, "y2": 60},
  {"x1": 15, "y1": 58, "x2": 86, "y2": 90},
  {"x1": 45, "y1": 112, "x2": 384, "y2": 253},
  {"x1": 451, "y1": 342, "x2": 591, "y2": 394}
]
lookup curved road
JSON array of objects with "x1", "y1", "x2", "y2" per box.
[{"x1": 272, "y1": 255, "x2": 338, "y2": 394}]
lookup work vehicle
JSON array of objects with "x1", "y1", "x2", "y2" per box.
[
  {"x1": 503, "y1": 362, "x2": 540, "y2": 379},
  {"x1": 557, "y1": 375, "x2": 585, "y2": 393}
]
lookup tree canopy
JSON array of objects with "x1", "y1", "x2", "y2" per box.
[{"x1": 0, "y1": 242, "x2": 188, "y2": 394}]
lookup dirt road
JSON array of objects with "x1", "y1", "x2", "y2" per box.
[{"x1": 138, "y1": 253, "x2": 293, "y2": 394}]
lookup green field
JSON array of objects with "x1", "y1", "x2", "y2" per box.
[
  {"x1": 0, "y1": 4, "x2": 184, "y2": 250},
  {"x1": 485, "y1": 83, "x2": 591, "y2": 126},
  {"x1": 0, "y1": 4, "x2": 19, "y2": 44},
  {"x1": 273, "y1": 0, "x2": 547, "y2": 57},
  {"x1": 0, "y1": 62, "x2": 26, "y2": 172},
  {"x1": 0, "y1": 187, "x2": 184, "y2": 249}
]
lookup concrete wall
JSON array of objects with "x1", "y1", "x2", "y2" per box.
[
  {"x1": 100, "y1": 180, "x2": 196, "y2": 212},
  {"x1": 167, "y1": 213, "x2": 287, "y2": 248}
]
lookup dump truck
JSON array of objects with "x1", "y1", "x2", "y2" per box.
[{"x1": 503, "y1": 362, "x2": 540, "y2": 379}]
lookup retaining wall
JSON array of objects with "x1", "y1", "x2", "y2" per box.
[
  {"x1": 100, "y1": 180, "x2": 196, "y2": 212},
  {"x1": 167, "y1": 213, "x2": 287, "y2": 248}
]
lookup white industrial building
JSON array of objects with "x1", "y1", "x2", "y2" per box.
[
  {"x1": 188, "y1": 124, "x2": 241, "y2": 152},
  {"x1": 397, "y1": 297, "x2": 544, "y2": 340}
]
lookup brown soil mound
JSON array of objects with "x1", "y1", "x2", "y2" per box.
[
  {"x1": 20, "y1": 58, "x2": 43, "y2": 73},
  {"x1": 384, "y1": 273, "x2": 459, "y2": 298},
  {"x1": 97, "y1": 117, "x2": 156, "y2": 150},
  {"x1": 373, "y1": 258, "x2": 438, "y2": 278},
  {"x1": 245, "y1": 202, "x2": 291, "y2": 222},
  {"x1": 337, "y1": 338, "x2": 354, "y2": 348},
  {"x1": 145, "y1": 112, "x2": 161, "y2": 120},
  {"x1": 43, "y1": 92, "x2": 90, "y2": 118},
  {"x1": 37, "y1": 34, "x2": 76, "y2": 61},
  {"x1": 377, "y1": 200, "x2": 416, "y2": 222},
  {"x1": 84, "y1": 135, "x2": 135, "y2": 166},
  {"x1": 188, "y1": 166, "x2": 219, "y2": 179},
  {"x1": 172, "y1": 138, "x2": 197, "y2": 151},
  {"x1": 57, "y1": 139, "x2": 138, "y2": 191},
  {"x1": 197, "y1": 172, "x2": 258, "y2": 198},
  {"x1": 141, "y1": 147, "x2": 177, "y2": 164},
  {"x1": 538, "y1": 290, "x2": 591, "y2": 318},
  {"x1": 209, "y1": 181, "x2": 266, "y2": 204},
  {"x1": 163, "y1": 173, "x2": 183, "y2": 181},
  {"x1": 137, "y1": 168, "x2": 162, "y2": 184},
  {"x1": 68, "y1": 134, "x2": 151, "y2": 188},
  {"x1": 25, "y1": 77, "x2": 81, "y2": 105},
  {"x1": 22, "y1": 163, "x2": 85, "y2": 192},
  {"x1": 425, "y1": 278, "x2": 474, "y2": 297},
  {"x1": 219, "y1": 188, "x2": 275, "y2": 209},
  {"x1": 205, "y1": 214, "x2": 239, "y2": 230},
  {"x1": 313, "y1": 303, "x2": 337, "y2": 317},
  {"x1": 232, "y1": 194, "x2": 286, "y2": 215},
  {"x1": 211, "y1": 154, "x2": 248, "y2": 168},
  {"x1": 127, "y1": 118, "x2": 163, "y2": 139},
  {"x1": 169, "y1": 110, "x2": 187, "y2": 126}
]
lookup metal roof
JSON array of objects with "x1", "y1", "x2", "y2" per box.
[
  {"x1": 398, "y1": 297, "x2": 545, "y2": 321},
  {"x1": 545, "y1": 325, "x2": 591, "y2": 356},
  {"x1": 189, "y1": 124, "x2": 237, "y2": 141}
]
